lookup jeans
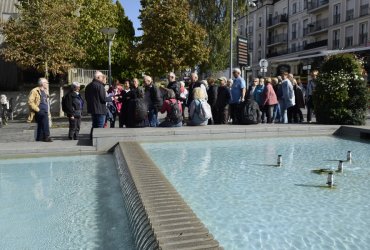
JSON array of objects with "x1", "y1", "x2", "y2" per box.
[
  {"x1": 279, "y1": 100, "x2": 288, "y2": 124},
  {"x1": 148, "y1": 107, "x2": 159, "y2": 127},
  {"x1": 35, "y1": 111, "x2": 50, "y2": 141},
  {"x1": 273, "y1": 103, "x2": 280, "y2": 122},
  {"x1": 92, "y1": 114, "x2": 106, "y2": 128}
]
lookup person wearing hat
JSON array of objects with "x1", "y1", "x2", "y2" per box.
[
  {"x1": 27, "y1": 78, "x2": 53, "y2": 142},
  {"x1": 215, "y1": 76, "x2": 231, "y2": 124},
  {"x1": 63, "y1": 82, "x2": 84, "y2": 140}
]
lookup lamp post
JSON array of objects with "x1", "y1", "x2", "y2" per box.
[{"x1": 100, "y1": 27, "x2": 118, "y2": 86}]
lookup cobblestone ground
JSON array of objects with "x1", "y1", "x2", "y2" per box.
[{"x1": 0, "y1": 111, "x2": 369, "y2": 143}]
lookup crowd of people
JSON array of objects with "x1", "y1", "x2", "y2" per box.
[{"x1": 26, "y1": 68, "x2": 318, "y2": 142}]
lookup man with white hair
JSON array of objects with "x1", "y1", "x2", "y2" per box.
[
  {"x1": 27, "y1": 78, "x2": 52, "y2": 142},
  {"x1": 143, "y1": 75, "x2": 163, "y2": 127},
  {"x1": 85, "y1": 71, "x2": 113, "y2": 134},
  {"x1": 230, "y1": 68, "x2": 246, "y2": 124},
  {"x1": 167, "y1": 72, "x2": 180, "y2": 100},
  {"x1": 62, "y1": 82, "x2": 84, "y2": 139}
]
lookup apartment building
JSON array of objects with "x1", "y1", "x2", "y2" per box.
[{"x1": 244, "y1": 0, "x2": 370, "y2": 80}]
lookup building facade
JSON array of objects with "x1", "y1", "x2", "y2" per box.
[{"x1": 244, "y1": 0, "x2": 370, "y2": 81}]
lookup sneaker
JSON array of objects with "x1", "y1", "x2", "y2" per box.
[{"x1": 43, "y1": 137, "x2": 53, "y2": 142}]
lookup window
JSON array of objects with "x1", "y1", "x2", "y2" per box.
[
  {"x1": 303, "y1": 19, "x2": 309, "y2": 36},
  {"x1": 292, "y1": 3, "x2": 297, "y2": 14},
  {"x1": 359, "y1": 22, "x2": 368, "y2": 44},
  {"x1": 258, "y1": 33, "x2": 262, "y2": 47},
  {"x1": 360, "y1": 0, "x2": 369, "y2": 16},
  {"x1": 259, "y1": 16, "x2": 262, "y2": 27},
  {"x1": 345, "y1": 26, "x2": 353, "y2": 47},
  {"x1": 333, "y1": 4, "x2": 341, "y2": 24},
  {"x1": 291, "y1": 43, "x2": 297, "y2": 52},
  {"x1": 292, "y1": 23, "x2": 297, "y2": 39},
  {"x1": 346, "y1": 0, "x2": 354, "y2": 21},
  {"x1": 333, "y1": 29, "x2": 340, "y2": 49}
]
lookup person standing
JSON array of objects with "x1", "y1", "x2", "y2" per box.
[
  {"x1": 27, "y1": 78, "x2": 52, "y2": 142},
  {"x1": 63, "y1": 82, "x2": 84, "y2": 140},
  {"x1": 143, "y1": 75, "x2": 162, "y2": 127},
  {"x1": 107, "y1": 79, "x2": 123, "y2": 128},
  {"x1": 280, "y1": 72, "x2": 295, "y2": 124},
  {"x1": 262, "y1": 77, "x2": 278, "y2": 123},
  {"x1": 187, "y1": 72, "x2": 207, "y2": 110},
  {"x1": 306, "y1": 70, "x2": 318, "y2": 123},
  {"x1": 215, "y1": 77, "x2": 231, "y2": 124},
  {"x1": 206, "y1": 77, "x2": 218, "y2": 124},
  {"x1": 230, "y1": 68, "x2": 246, "y2": 124},
  {"x1": 85, "y1": 71, "x2": 113, "y2": 136},
  {"x1": 167, "y1": 72, "x2": 180, "y2": 100}
]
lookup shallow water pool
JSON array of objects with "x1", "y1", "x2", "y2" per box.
[
  {"x1": 142, "y1": 136, "x2": 370, "y2": 250},
  {"x1": 0, "y1": 154, "x2": 135, "y2": 250}
]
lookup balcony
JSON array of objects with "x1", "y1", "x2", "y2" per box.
[
  {"x1": 267, "y1": 33, "x2": 288, "y2": 46},
  {"x1": 307, "y1": 0, "x2": 329, "y2": 13},
  {"x1": 333, "y1": 14, "x2": 341, "y2": 25},
  {"x1": 360, "y1": 4, "x2": 369, "y2": 17},
  {"x1": 346, "y1": 9, "x2": 354, "y2": 21},
  {"x1": 304, "y1": 40, "x2": 328, "y2": 50},
  {"x1": 267, "y1": 14, "x2": 288, "y2": 29},
  {"x1": 306, "y1": 18, "x2": 329, "y2": 35}
]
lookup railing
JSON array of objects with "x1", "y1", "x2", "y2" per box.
[
  {"x1": 307, "y1": 0, "x2": 329, "y2": 12},
  {"x1": 307, "y1": 18, "x2": 329, "y2": 34},
  {"x1": 267, "y1": 14, "x2": 288, "y2": 27},
  {"x1": 346, "y1": 9, "x2": 354, "y2": 21},
  {"x1": 360, "y1": 4, "x2": 369, "y2": 16},
  {"x1": 333, "y1": 40, "x2": 340, "y2": 49},
  {"x1": 345, "y1": 37, "x2": 353, "y2": 47},
  {"x1": 68, "y1": 68, "x2": 109, "y2": 85},
  {"x1": 359, "y1": 34, "x2": 368, "y2": 45},
  {"x1": 333, "y1": 14, "x2": 341, "y2": 25},
  {"x1": 267, "y1": 33, "x2": 288, "y2": 45},
  {"x1": 304, "y1": 39, "x2": 328, "y2": 50}
]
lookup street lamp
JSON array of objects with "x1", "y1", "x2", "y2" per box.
[{"x1": 100, "y1": 27, "x2": 118, "y2": 86}]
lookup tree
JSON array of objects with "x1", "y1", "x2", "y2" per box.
[
  {"x1": 74, "y1": 0, "x2": 119, "y2": 69},
  {"x1": 111, "y1": 1, "x2": 138, "y2": 80},
  {"x1": 314, "y1": 54, "x2": 368, "y2": 125},
  {"x1": 137, "y1": 0, "x2": 209, "y2": 77},
  {"x1": 188, "y1": 0, "x2": 249, "y2": 74},
  {"x1": 0, "y1": 0, "x2": 83, "y2": 78}
]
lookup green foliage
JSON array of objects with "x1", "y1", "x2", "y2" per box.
[
  {"x1": 189, "y1": 0, "x2": 249, "y2": 74},
  {"x1": 314, "y1": 54, "x2": 368, "y2": 125},
  {"x1": 137, "y1": 0, "x2": 209, "y2": 77},
  {"x1": 0, "y1": 0, "x2": 83, "y2": 77},
  {"x1": 74, "y1": 0, "x2": 119, "y2": 69}
]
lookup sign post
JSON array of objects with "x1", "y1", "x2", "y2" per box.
[{"x1": 259, "y1": 59, "x2": 268, "y2": 77}]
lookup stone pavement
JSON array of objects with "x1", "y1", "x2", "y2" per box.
[{"x1": 0, "y1": 111, "x2": 369, "y2": 157}]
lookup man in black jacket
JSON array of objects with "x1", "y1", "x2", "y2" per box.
[
  {"x1": 167, "y1": 72, "x2": 180, "y2": 100},
  {"x1": 63, "y1": 82, "x2": 84, "y2": 139},
  {"x1": 143, "y1": 75, "x2": 162, "y2": 127},
  {"x1": 85, "y1": 71, "x2": 113, "y2": 132}
]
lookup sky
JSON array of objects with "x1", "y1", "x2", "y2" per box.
[{"x1": 119, "y1": 0, "x2": 142, "y2": 36}]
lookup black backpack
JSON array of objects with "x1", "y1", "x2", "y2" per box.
[
  {"x1": 134, "y1": 98, "x2": 148, "y2": 122},
  {"x1": 241, "y1": 100, "x2": 259, "y2": 124},
  {"x1": 167, "y1": 100, "x2": 183, "y2": 123},
  {"x1": 61, "y1": 94, "x2": 68, "y2": 113}
]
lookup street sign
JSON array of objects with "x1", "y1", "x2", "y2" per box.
[
  {"x1": 260, "y1": 68, "x2": 267, "y2": 73},
  {"x1": 237, "y1": 36, "x2": 249, "y2": 66},
  {"x1": 259, "y1": 59, "x2": 268, "y2": 68}
]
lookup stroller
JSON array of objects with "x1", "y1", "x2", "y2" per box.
[{"x1": 0, "y1": 95, "x2": 13, "y2": 127}]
